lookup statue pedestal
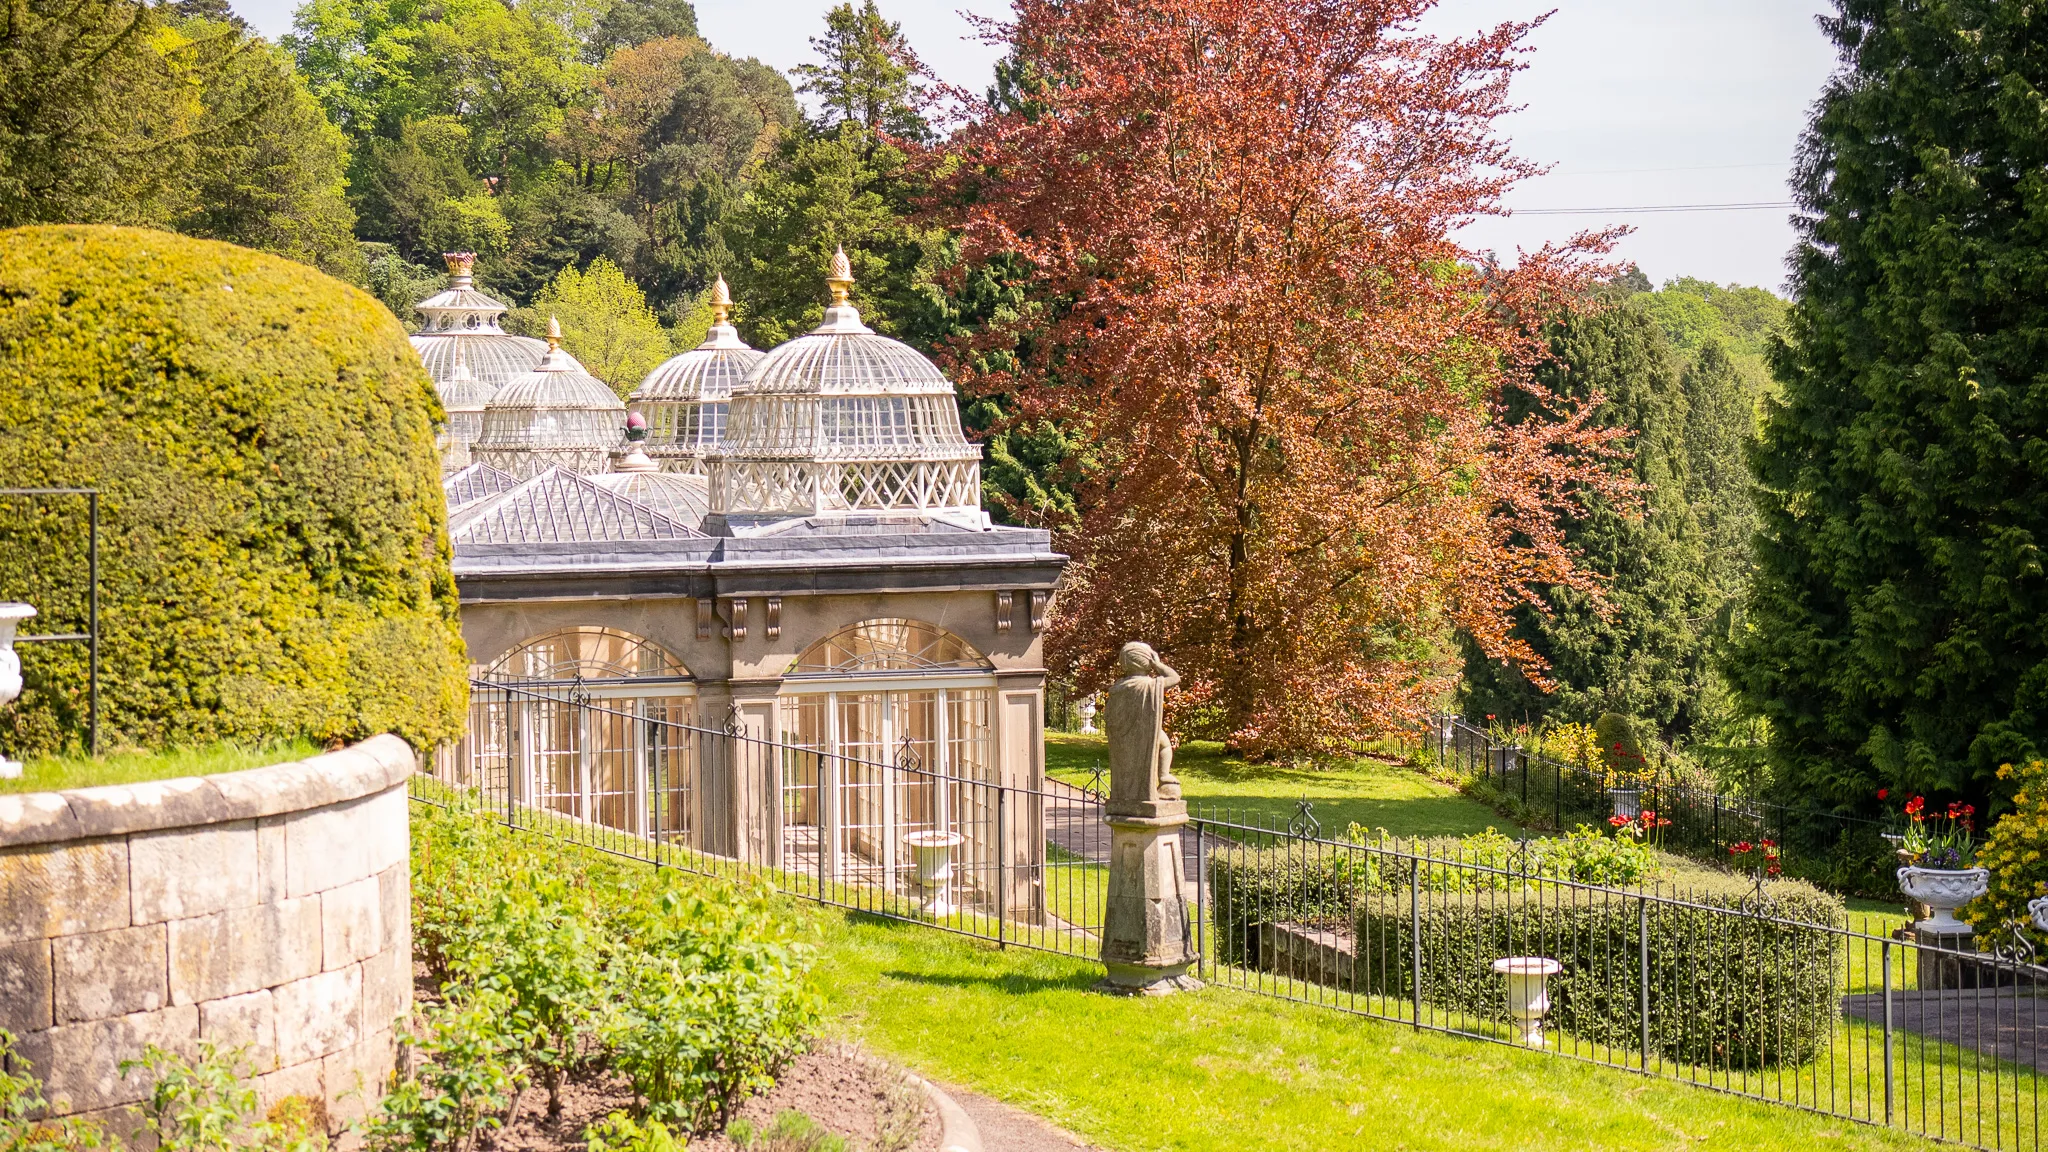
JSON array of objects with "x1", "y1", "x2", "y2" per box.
[{"x1": 1097, "y1": 800, "x2": 1202, "y2": 995}]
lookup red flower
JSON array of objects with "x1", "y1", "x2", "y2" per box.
[
  {"x1": 1609, "y1": 815, "x2": 1629, "y2": 828},
  {"x1": 1731, "y1": 841, "x2": 1753, "y2": 854},
  {"x1": 1878, "y1": 788, "x2": 1888, "y2": 800},
  {"x1": 1761, "y1": 839, "x2": 1777, "y2": 848},
  {"x1": 1485, "y1": 714, "x2": 1495, "y2": 721},
  {"x1": 1905, "y1": 796, "x2": 1925, "y2": 818}
]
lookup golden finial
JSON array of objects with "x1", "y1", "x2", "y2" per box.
[
  {"x1": 443, "y1": 252, "x2": 476, "y2": 282},
  {"x1": 711, "y1": 275, "x2": 733, "y2": 326},
  {"x1": 546, "y1": 315, "x2": 563, "y2": 352},
  {"x1": 826, "y1": 246, "x2": 854, "y2": 307}
]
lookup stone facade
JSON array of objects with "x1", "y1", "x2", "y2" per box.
[{"x1": 0, "y1": 737, "x2": 415, "y2": 1138}]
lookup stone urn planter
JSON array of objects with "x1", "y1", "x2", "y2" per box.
[
  {"x1": 1607, "y1": 788, "x2": 1642, "y2": 820},
  {"x1": 904, "y1": 830, "x2": 967, "y2": 917},
  {"x1": 1897, "y1": 866, "x2": 1990, "y2": 934},
  {"x1": 1077, "y1": 696, "x2": 1098, "y2": 735},
  {"x1": 2030, "y1": 895, "x2": 2048, "y2": 935},
  {"x1": 1492, "y1": 956, "x2": 1563, "y2": 1048},
  {"x1": 0, "y1": 602, "x2": 36, "y2": 779}
]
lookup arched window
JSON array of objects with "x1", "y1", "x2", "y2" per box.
[
  {"x1": 789, "y1": 619, "x2": 991, "y2": 676},
  {"x1": 480, "y1": 627, "x2": 689, "y2": 683}
]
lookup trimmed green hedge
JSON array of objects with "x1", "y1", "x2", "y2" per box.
[
  {"x1": 1210, "y1": 843, "x2": 1842, "y2": 1069},
  {"x1": 0, "y1": 225, "x2": 467, "y2": 753}
]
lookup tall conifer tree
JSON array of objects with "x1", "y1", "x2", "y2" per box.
[{"x1": 1734, "y1": 1, "x2": 2048, "y2": 809}]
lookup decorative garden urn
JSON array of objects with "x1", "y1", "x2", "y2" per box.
[
  {"x1": 0, "y1": 603, "x2": 36, "y2": 780},
  {"x1": 904, "y1": 830, "x2": 966, "y2": 917},
  {"x1": 1897, "y1": 866, "x2": 1990, "y2": 934},
  {"x1": 1492, "y1": 956, "x2": 1563, "y2": 1048},
  {"x1": 2030, "y1": 894, "x2": 2048, "y2": 936},
  {"x1": 1077, "y1": 696, "x2": 1098, "y2": 735}
]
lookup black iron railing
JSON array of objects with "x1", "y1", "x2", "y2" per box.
[{"x1": 422, "y1": 683, "x2": 2046, "y2": 1150}]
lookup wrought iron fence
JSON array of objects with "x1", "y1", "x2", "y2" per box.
[
  {"x1": 1432, "y1": 715, "x2": 1895, "y2": 893},
  {"x1": 422, "y1": 683, "x2": 2047, "y2": 1150}
]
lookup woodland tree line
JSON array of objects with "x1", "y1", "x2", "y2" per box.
[{"x1": 4, "y1": 0, "x2": 2045, "y2": 831}]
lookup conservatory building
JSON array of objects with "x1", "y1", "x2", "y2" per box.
[{"x1": 427, "y1": 251, "x2": 1064, "y2": 919}]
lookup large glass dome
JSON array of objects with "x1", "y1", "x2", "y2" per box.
[
  {"x1": 409, "y1": 252, "x2": 547, "y2": 392},
  {"x1": 712, "y1": 249, "x2": 981, "y2": 519},
  {"x1": 471, "y1": 318, "x2": 626, "y2": 479},
  {"x1": 437, "y1": 344, "x2": 492, "y2": 470},
  {"x1": 629, "y1": 277, "x2": 762, "y2": 477}
]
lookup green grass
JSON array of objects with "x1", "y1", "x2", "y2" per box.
[
  {"x1": 811, "y1": 910, "x2": 1942, "y2": 1151},
  {"x1": 1046, "y1": 732, "x2": 1521, "y2": 839},
  {"x1": 1, "y1": 739, "x2": 321, "y2": 795}
]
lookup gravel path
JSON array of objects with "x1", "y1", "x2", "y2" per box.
[{"x1": 941, "y1": 1084, "x2": 1104, "y2": 1151}]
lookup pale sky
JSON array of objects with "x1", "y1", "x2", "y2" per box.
[{"x1": 234, "y1": 0, "x2": 1843, "y2": 293}]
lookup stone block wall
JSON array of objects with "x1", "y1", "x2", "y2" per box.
[{"x1": 0, "y1": 736, "x2": 416, "y2": 1137}]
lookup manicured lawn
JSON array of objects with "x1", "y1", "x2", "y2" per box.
[
  {"x1": 1046, "y1": 732, "x2": 1519, "y2": 838},
  {"x1": 0, "y1": 738, "x2": 320, "y2": 795},
  {"x1": 811, "y1": 910, "x2": 1939, "y2": 1151}
]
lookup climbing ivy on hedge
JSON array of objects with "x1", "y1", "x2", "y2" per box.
[{"x1": 0, "y1": 225, "x2": 468, "y2": 753}]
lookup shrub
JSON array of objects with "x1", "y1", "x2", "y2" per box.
[
  {"x1": 1209, "y1": 836, "x2": 1841, "y2": 1069},
  {"x1": 1965, "y1": 759, "x2": 2048, "y2": 945},
  {"x1": 124, "y1": 1044, "x2": 321, "y2": 1152},
  {"x1": 364, "y1": 992, "x2": 524, "y2": 1152},
  {"x1": 602, "y1": 886, "x2": 819, "y2": 1132},
  {"x1": 1352, "y1": 873, "x2": 1840, "y2": 1070},
  {"x1": 1593, "y1": 712, "x2": 1650, "y2": 786},
  {"x1": 0, "y1": 225, "x2": 467, "y2": 755}
]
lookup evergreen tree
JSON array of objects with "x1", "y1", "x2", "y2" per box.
[
  {"x1": 1460, "y1": 304, "x2": 1716, "y2": 741},
  {"x1": 792, "y1": 0, "x2": 926, "y2": 143},
  {"x1": 1732, "y1": 0, "x2": 2048, "y2": 810}
]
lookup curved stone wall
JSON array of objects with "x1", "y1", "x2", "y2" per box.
[{"x1": 0, "y1": 736, "x2": 415, "y2": 1136}]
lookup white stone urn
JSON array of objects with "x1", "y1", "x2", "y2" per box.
[
  {"x1": 905, "y1": 830, "x2": 967, "y2": 917},
  {"x1": 1492, "y1": 956, "x2": 1563, "y2": 1048},
  {"x1": 1897, "y1": 866, "x2": 1990, "y2": 934},
  {"x1": 1077, "y1": 696, "x2": 1099, "y2": 735},
  {"x1": 2029, "y1": 895, "x2": 2048, "y2": 935},
  {"x1": 0, "y1": 603, "x2": 36, "y2": 780},
  {"x1": 1607, "y1": 788, "x2": 1642, "y2": 819}
]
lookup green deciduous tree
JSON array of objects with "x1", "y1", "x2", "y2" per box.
[
  {"x1": 1732, "y1": 0, "x2": 2048, "y2": 812},
  {"x1": 517, "y1": 256, "x2": 671, "y2": 395}
]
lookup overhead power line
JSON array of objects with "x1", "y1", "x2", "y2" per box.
[{"x1": 1512, "y1": 201, "x2": 1797, "y2": 216}]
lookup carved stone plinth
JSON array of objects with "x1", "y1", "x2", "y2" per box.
[{"x1": 1097, "y1": 800, "x2": 1202, "y2": 995}]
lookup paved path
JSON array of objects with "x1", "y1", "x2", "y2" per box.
[
  {"x1": 1842, "y1": 988, "x2": 2048, "y2": 1072},
  {"x1": 942, "y1": 1084, "x2": 1103, "y2": 1152},
  {"x1": 1041, "y1": 777, "x2": 1221, "y2": 883}
]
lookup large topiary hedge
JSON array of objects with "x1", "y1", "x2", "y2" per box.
[
  {"x1": 0, "y1": 225, "x2": 467, "y2": 753},
  {"x1": 1210, "y1": 838, "x2": 1841, "y2": 1069}
]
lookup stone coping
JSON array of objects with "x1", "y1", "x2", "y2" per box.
[{"x1": 0, "y1": 735, "x2": 416, "y2": 847}]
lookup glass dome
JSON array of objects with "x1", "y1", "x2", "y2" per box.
[
  {"x1": 470, "y1": 318, "x2": 626, "y2": 479},
  {"x1": 629, "y1": 277, "x2": 762, "y2": 477},
  {"x1": 712, "y1": 249, "x2": 981, "y2": 518},
  {"x1": 436, "y1": 343, "x2": 492, "y2": 470},
  {"x1": 409, "y1": 252, "x2": 547, "y2": 394},
  {"x1": 593, "y1": 442, "x2": 714, "y2": 528}
]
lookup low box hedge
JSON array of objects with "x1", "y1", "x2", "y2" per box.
[{"x1": 1209, "y1": 842, "x2": 1842, "y2": 1070}]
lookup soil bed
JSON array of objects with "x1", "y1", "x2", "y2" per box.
[{"x1": 476, "y1": 1043, "x2": 938, "y2": 1152}]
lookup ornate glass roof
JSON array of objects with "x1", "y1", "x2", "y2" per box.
[
  {"x1": 410, "y1": 253, "x2": 547, "y2": 392},
  {"x1": 443, "y1": 462, "x2": 520, "y2": 514},
  {"x1": 631, "y1": 277, "x2": 762, "y2": 475},
  {"x1": 471, "y1": 318, "x2": 627, "y2": 479},
  {"x1": 591, "y1": 443, "x2": 713, "y2": 528},
  {"x1": 712, "y1": 250, "x2": 982, "y2": 519},
  {"x1": 449, "y1": 467, "x2": 702, "y2": 544}
]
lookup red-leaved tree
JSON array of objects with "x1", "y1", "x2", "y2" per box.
[{"x1": 934, "y1": 0, "x2": 1629, "y2": 756}]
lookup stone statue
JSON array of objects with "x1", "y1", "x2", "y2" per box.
[
  {"x1": 1097, "y1": 640, "x2": 1200, "y2": 995},
  {"x1": 1105, "y1": 641, "x2": 1181, "y2": 811}
]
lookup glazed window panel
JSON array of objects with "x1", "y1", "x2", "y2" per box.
[
  {"x1": 790, "y1": 619, "x2": 992, "y2": 676},
  {"x1": 479, "y1": 627, "x2": 689, "y2": 683}
]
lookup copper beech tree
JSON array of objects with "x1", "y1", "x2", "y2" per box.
[{"x1": 934, "y1": 0, "x2": 1630, "y2": 755}]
